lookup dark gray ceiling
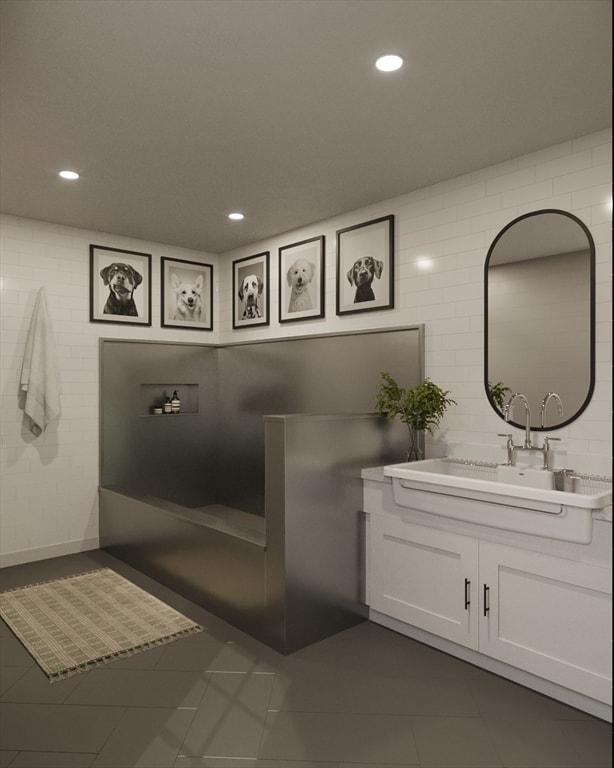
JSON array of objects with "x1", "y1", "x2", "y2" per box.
[{"x1": 1, "y1": 0, "x2": 611, "y2": 254}]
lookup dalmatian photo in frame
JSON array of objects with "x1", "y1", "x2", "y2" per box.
[
  {"x1": 232, "y1": 251, "x2": 270, "y2": 329},
  {"x1": 279, "y1": 235, "x2": 325, "y2": 324},
  {"x1": 90, "y1": 244, "x2": 152, "y2": 325},
  {"x1": 161, "y1": 257, "x2": 214, "y2": 330},
  {"x1": 336, "y1": 215, "x2": 394, "y2": 316}
]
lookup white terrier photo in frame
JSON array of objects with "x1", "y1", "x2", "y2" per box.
[
  {"x1": 161, "y1": 257, "x2": 213, "y2": 330},
  {"x1": 279, "y1": 235, "x2": 325, "y2": 324},
  {"x1": 336, "y1": 215, "x2": 394, "y2": 315}
]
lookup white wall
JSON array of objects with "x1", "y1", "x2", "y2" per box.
[
  {"x1": 0, "y1": 224, "x2": 217, "y2": 566},
  {"x1": 218, "y1": 130, "x2": 612, "y2": 458},
  {"x1": 1, "y1": 129, "x2": 611, "y2": 566}
]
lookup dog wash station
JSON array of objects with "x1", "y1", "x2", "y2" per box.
[{"x1": 99, "y1": 327, "x2": 423, "y2": 653}]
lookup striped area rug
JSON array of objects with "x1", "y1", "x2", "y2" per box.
[{"x1": 0, "y1": 567, "x2": 202, "y2": 682}]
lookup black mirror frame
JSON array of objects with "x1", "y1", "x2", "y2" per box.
[{"x1": 484, "y1": 209, "x2": 596, "y2": 431}]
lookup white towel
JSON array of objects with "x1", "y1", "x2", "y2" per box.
[{"x1": 19, "y1": 287, "x2": 62, "y2": 437}]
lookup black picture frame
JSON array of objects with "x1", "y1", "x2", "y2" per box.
[
  {"x1": 89, "y1": 244, "x2": 152, "y2": 325},
  {"x1": 336, "y1": 215, "x2": 394, "y2": 315},
  {"x1": 278, "y1": 235, "x2": 325, "y2": 324},
  {"x1": 232, "y1": 251, "x2": 270, "y2": 328},
  {"x1": 161, "y1": 257, "x2": 214, "y2": 330}
]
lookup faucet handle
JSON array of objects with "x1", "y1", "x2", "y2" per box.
[
  {"x1": 497, "y1": 433, "x2": 514, "y2": 465},
  {"x1": 542, "y1": 436, "x2": 561, "y2": 469}
]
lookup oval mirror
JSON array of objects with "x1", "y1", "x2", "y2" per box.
[{"x1": 484, "y1": 209, "x2": 595, "y2": 431}]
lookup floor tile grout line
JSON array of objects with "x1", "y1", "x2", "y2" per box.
[{"x1": 175, "y1": 666, "x2": 274, "y2": 761}]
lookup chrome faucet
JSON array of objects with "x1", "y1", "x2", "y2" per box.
[
  {"x1": 540, "y1": 392, "x2": 563, "y2": 428},
  {"x1": 501, "y1": 392, "x2": 560, "y2": 468},
  {"x1": 504, "y1": 393, "x2": 532, "y2": 448}
]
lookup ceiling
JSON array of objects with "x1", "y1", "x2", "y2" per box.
[{"x1": 1, "y1": 0, "x2": 611, "y2": 255}]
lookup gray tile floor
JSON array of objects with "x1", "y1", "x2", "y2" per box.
[{"x1": 0, "y1": 550, "x2": 611, "y2": 768}]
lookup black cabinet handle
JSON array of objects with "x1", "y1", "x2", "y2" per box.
[
  {"x1": 483, "y1": 584, "x2": 490, "y2": 616},
  {"x1": 464, "y1": 578, "x2": 471, "y2": 610}
]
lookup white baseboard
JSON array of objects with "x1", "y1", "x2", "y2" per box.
[{"x1": 0, "y1": 537, "x2": 100, "y2": 569}]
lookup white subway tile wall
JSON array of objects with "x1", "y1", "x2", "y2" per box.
[
  {"x1": 0, "y1": 225, "x2": 218, "y2": 565},
  {"x1": 1, "y1": 130, "x2": 611, "y2": 565}
]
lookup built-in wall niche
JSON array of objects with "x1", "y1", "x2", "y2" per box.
[{"x1": 140, "y1": 383, "x2": 199, "y2": 416}]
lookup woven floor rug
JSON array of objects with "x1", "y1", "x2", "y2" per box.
[{"x1": 0, "y1": 567, "x2": 202, "y2": 682}]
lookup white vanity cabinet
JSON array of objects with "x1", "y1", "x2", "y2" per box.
[
  {"x1": 477, "y1": 540, "x2": 611, "y2": 703},
  {"x1": 369, "y1": 515, "x2": 480, "y2": 648},
  {"x1": 365, "y1": 473, "x2": 612, "y2": 718}
]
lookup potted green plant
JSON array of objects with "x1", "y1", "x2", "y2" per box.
[
  {"x1": 487, "y1": 380, "x2": 511, "y2": 413},
  {"x1": 375, "y1": 372, "x2": 457, "y2": 462}
]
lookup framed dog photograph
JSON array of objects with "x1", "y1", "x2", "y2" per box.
[
  {"x1": 90, "y1": 244, "x2": 152, "y2": 325},
  {"x1": 232, "y1": 251, "x2": 270, "y2": 329},
  {"x1": 279, "y1": 235, "x2": 325, "y2": 324},
  {"x1": 161, "y1": 257, "x2": 213, "y2": 330},
  {"x1": 336, "y1": 215, "x2": 394, "y2": 316}
]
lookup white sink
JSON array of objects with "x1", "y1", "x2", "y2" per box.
[
  {"x1": 383, "y1": 459, "x2": 612, "y2": 544},
  {"x1": 496, "y1": 464, "x2": 554, "y2": 489}
]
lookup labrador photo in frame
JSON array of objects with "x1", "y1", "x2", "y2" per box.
[
  {"x1": 232, "y1": 251, "x2": 270, "y2": 328},
  {"x1": 90, "y1": 244, "x2": 152, "y2": 325},
  {"x1": 279, "y1": 235, "x2": 325, "y2": 323},
  {"x1": 161, "y1": 257, "x2": 213, "y2": 330},
  {"x1": 336, "y1": 215, "x2": 394, "y2": 315}
]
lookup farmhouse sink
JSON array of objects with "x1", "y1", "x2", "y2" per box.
[{"x1": 383, "y1": 459, "x2": 612, "y2": 544}]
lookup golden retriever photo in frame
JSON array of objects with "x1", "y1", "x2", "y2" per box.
[
  {"x1": 279, "y1": 235, "x2": 325, "y2": 324},
  {"x1": 89, "y1": 244, "x2": 152, "y2": 325},
  {"x1": 161, "y1": 257, "x2": 213, "y2": 330},
  {"x1": 336, "y1": 215, "x2": 394, "y2": 315},
  {"x1": 232, "y1": 251, "x2": 270, "y2": 329}
]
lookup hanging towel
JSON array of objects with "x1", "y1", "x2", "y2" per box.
[{"x1": 19, "y1": 287, "x2": 62, "y2": 437}]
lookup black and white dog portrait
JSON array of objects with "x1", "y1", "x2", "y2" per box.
[
  {"x1": 171, "y1": 272, "x2": 203, "y2": 321},
  {"x1": 336, "y1": 215, "x2": 393, "y2": 316},
  {"x1": 238, "y1": 273, "x2": 263, "y2": 319},
  {"x1": 100, "y1": 263, "x2": 143, "y2": 316},
  {"x1": 286, "y1": 258, "x2": 315, "y2": 313},
  {"x1": 346, "y1": 256, "x2": 383, "y2": 303},
  {"x1": 232, "y1": 251, "x2": 269, "y2": 328},
  {"x1": 90, "y1": 244, "x2": 151, "y2": 325}
]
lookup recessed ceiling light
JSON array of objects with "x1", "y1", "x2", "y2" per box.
[
  {"x1": 228, "y1": 212, "x2": 245, "y2": 220},
  {"x1": 375, "y1": 54, "x2": 404, "y2": 72},
  {"x1": 59, "y1": 170, "x2": 80, "y2": 180}
]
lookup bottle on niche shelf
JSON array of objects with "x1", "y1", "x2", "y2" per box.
[
  {"x1": 163, "y1": 396, "x2": 172, "y2": 414},
  {"x1": 171, "y1": 390, "x2": 181, "y2": 414}
]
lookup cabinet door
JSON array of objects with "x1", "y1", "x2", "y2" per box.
[
  {"x1": 479, "y1": 541, "x2": 612, "y2": 704},
  {"x1": 369, "y1": 515, "x2": 479, "y2": 648}
]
